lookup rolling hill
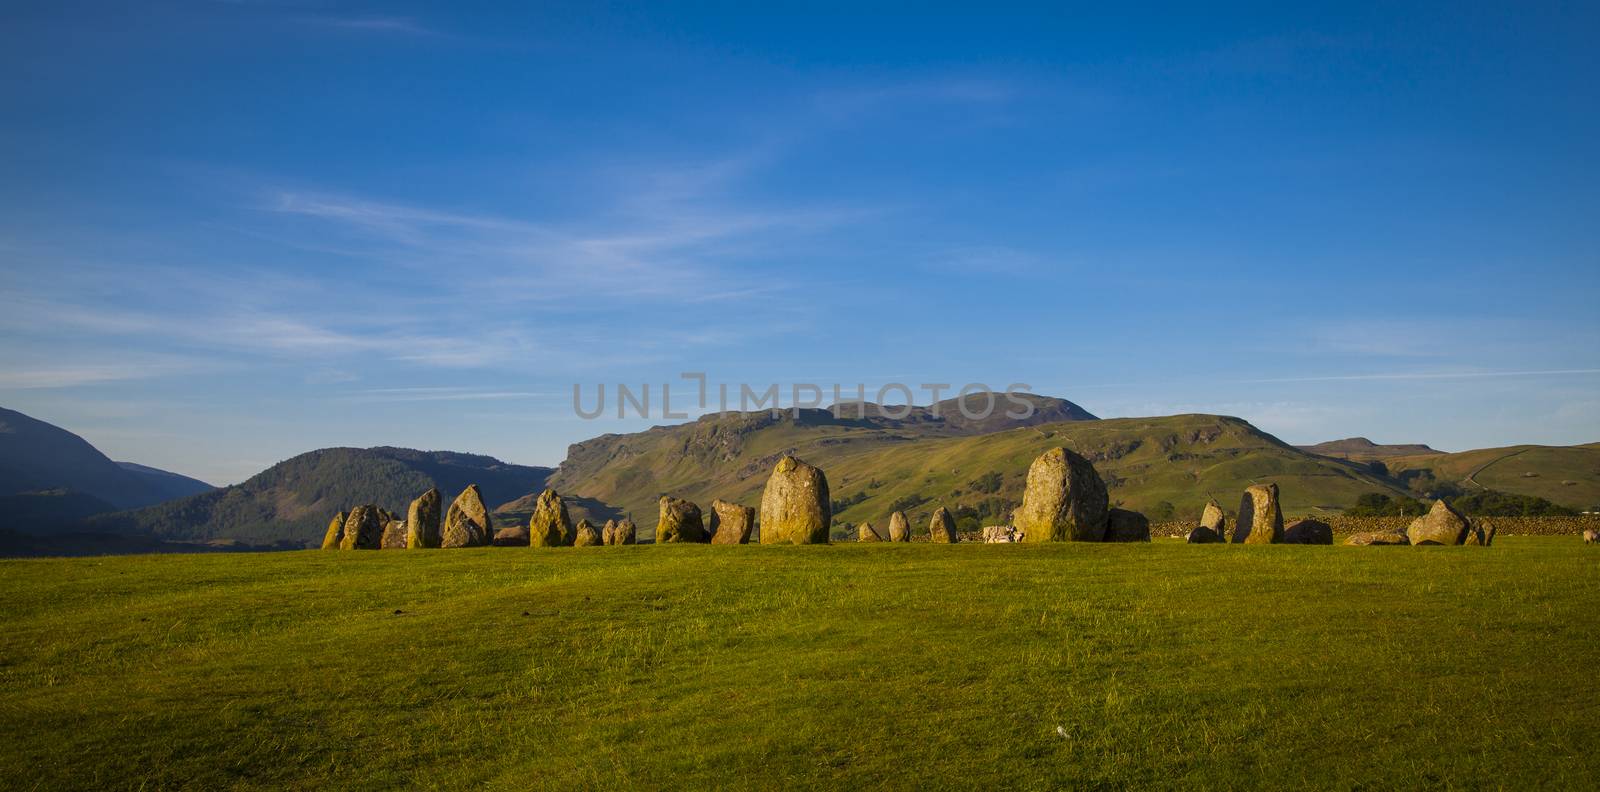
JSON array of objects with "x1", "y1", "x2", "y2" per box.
[
  {"x1": 88, "y1": 447, "x2": 553, "y2": 547},
  {"x1": 547, "y1": 405, "x2": 1412, "y2": 535},
  {"x1": 1380, "y1": 443, "x2": 1600, "y2": 511}
]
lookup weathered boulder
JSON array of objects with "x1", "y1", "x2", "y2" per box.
[
  {"x1": 405, "y1": 488, "x2": 442, "y2": 549},
  {"x1": 1103, "y1": 508, "x2": 1151, "y2": 542},
  {"x1": 709, "y1": 499, "x2": 756, "y2": 545},
  {"x1": 857, "y1": 522, "x2": 882, "y2": 542},
  {"x1": 1406, "y1": 500, "x2": 1472, "y2": 545},
  {"x1": 1014, "y1": 447, "x2": 1110, "y2": 542},
  {"x1": 381, "y1": 520, "x2": 408, "y2": 549},
  {"x1": 1346, "y1": 530, "x2": 1410, "y2": 546},
  {"x1": 1186, "y1": 525, "x2": 1223, "y2": 544},
  {"x1": 758, "y1": 455, "x2": 831, "y2": 545},
  {"x1": 656, "y1": 496, "x2": 708, "y2": 543},
  {"x1": 981, "y1": 525, "x2": 1017, "y2": 543},
  {"x1": 607, "y1": 518, "x2": 638, "y2": 545},
  {"x1": 887, "y1": 511, "x2": 911, "y2": 542},
  {"x1": 1232, "y1": 484, "x2": 1283, "y2": 544},
  {"x1": 1483, "y1": 520, "x2": 1498, "y2": 546},
  {"x1": 529, "y1": 489, "x2": 573, "y2": 547},
  {"x1": 1200, "y1": 499, "x2": 1227, "y2": 537},
  {"x1": 441, "y1": 485, "x2": 493, "y2": 548},
  {"x1": 493, "y1": 526, "x2": 529, "y2": 546},
  {"x1": 929, "y1": 507, "x2": 958, "y2": 543},
  {"x1": 338, "y1": 505, "x2": 384, "y2": 550},
  {"x1": 1282, "y1": 518, "x2": 1333, "y2": 545},
  {"x1": 572, "y1": 519, "x2": 602, "y2": 547},
  {"x1": 321, "y1": 511, "x2": 347, "y2": 550}
]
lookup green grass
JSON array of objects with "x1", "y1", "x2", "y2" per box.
[{"x1": 3, "y1": 540, "x2": 1597, "y2": 789}]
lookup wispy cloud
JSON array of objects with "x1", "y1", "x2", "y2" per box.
[{"x1": 295, "y1": 15, "x2": 438, "y2": 36}]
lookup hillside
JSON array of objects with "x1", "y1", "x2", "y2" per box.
[
  {"x1": 1298, "y1": 437, "x2": 1441, "y2": 460},
  {"x1": 0, "y1": 406, "x2": 195, "y2": 512},
  {"x1": 549, "y1": 407, "x2": 1410, "y2": 534},
  {"x1": 1381, "y1": 443, "x2": 1600, "y2": 511},
  {"x1": 88, "y1": 447, "x2": 552, "y2": 546},
  {"x1": 115, "y1": 462, "x2": 214, "y2": 502}
]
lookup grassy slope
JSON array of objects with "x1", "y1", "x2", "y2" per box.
[
  {"x1": 1384, "y1": 444, "x2": 1600, "y2": 510},
  {"x1": 554, "y1": 413, "x2": 1409, "y2": 532},
  {"x1": 1, "y1": 541, "x2": 1595, "y2": 789}
]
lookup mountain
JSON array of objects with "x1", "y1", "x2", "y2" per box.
[
  {"x1": 1298, "y1": 437, "x2": 1442, "y2": 460},
  {"x1": 89, "y1": 447, "x2": 553, "y2": 546},
  {"x1": 0, "y1": 406, "x2": 190, "y2": 511},
  {"x1": 1379, "y1": 443, "x2": 1600, "y2": 511},
  {"x1": 115, "y1": 462, "x2": 215, "y2": 502},
  {"x1": 546, "y1": 403, "x2": 1411, "y2": 532}
]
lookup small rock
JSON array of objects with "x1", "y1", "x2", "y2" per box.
[
  {"x1": 858, "y1": 522, "x2": 882, "y2": 542},
  {"x1": 1185, "y1": 525, "x2": 1223, "y2": 544},
  {"x1": 709, "y1": 499, "x2": 756, "y2": 545},
  {"x1": 1103, "y1": 508, "x2": 1151, "y2": 542},
  {"x1": 1406, "y1": 500, "x2": 1472, "y2": 546},
  {"x1": 656, "y1": 496, "x2": 709, "y2": 543},
  {"x1": 1282, "y1": 518, "x2": 1333, "y2": 545}
]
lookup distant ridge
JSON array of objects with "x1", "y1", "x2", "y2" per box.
[
  {"x1": 1298, "y1": 437, "x2": 1442, "y2": 460},
  {"x1": 0, "y1": 406, "x2": 206, "y2": 516}
]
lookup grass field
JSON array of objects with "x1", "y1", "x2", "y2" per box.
[{"x1": 2, "y1": 540, "x2": 1597, "y2": 789}]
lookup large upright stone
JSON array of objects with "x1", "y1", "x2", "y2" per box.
[
  {"x1": 441, "y1": 485, "x2": 493, "y2": 548},
  {"x1": 606, "y1": 518, "x2": 638, "y2": 546},
  {"x1": 1406, "y1": 499, "x2": 1472, "y2": 546},
  {"x1": 529, "y1": 489, "x2": 573, "y2": 547},
  {"x1": 1103, "y1": 508, "x2": 1151, "y2": 542},
  {"x1": 656, "y1": 497, "x2": 709, "y2": 543},
  {"x1": 758, "y1": 455, "x2": 831, "y2": 545},
  {"x1": 709, "y1": 499, "x2": 756, "y2": 545},
  {"x1": 338, "y1": 505, "x2": 384, "y2": 550},
  {"x1": 887, "y1": 511, "x2": 911, "y2": 542},
  {"x1": 1200, "y1": 499, "x2": 1227, "y2": 537},
  {"x1": 321, "y1": 511, "x2": 347, "y2": 550},
  {"x1": 1232, "y1": 484, "x2": 1283, "y2": 544},
  {"x1": 406, "y1": 488, "x2": 442, "y2": 549},
  {"x1": 1282, "y1": 518, "x2": 1333, "y2": 545},
  {"x1": 929, "y1": 507, "x2": 958, "y2": 543},
  {"x1": 858, "y1": 522, "x2": 882, "y2": 542},
  {"x1": 381, "y1": 520, "x2": 408, "y2": 549},
  {"x1": 572, "y1": 519, "x2": 602, "y2": 547},
  {"x1": 1014, "y1": 447, "x2": 1110, "y2": 542}
]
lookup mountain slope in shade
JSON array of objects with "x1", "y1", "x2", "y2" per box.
[
  {"x1": 115, "y1": 462, "x2": 215, "y2": 502},
  {"x1": 0, "y1": 406, "x2": 191, "y2": 510},
  {"x1": 1298, "y1": 437, "x2": 1442, "y2": 460},
  {"x1": 89, "y1": 447, "x2": 553, "y2": 546}
]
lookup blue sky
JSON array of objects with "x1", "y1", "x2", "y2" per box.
[{"x1": 2, "y1": 1, "x2": 1597, "y2": 484}]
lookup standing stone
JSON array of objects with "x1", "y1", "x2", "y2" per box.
[
  {"x1": 758, "y1": 455, "x2": 831, "y2": 545},
  {"x1": 405, "y1": 488, "x2": 442, "y2": 549},
  {"x1": 602, "y1": 519, "x2": 617, "y2": 545},
  {"x1": 1232, "y1": 484, "x2": 1283, "y2": 544},
  {"x1": 709, "y1": 499, "x2": 756, "y2": 545},
  {"x1": 1282, "y1": 518, "x2": 1333, "y2": 545},
  {"x1": 529, "y1": 489, "x2": 574, "y2": 547},
  {"x1": 1200, "y1": 499, "x2": 1227, "y2": 537},
  {"x1": 656, "y1": 497, "x2": 709, "y2": 543},
  {"x1": 1482, "y1": 520, "x2": 1497, "y2": 546},
  {"x1": 441, "y1": 485, "x2": 493, "y2": 548},
  {"x1": 1346, "y1": 530, "x2": 1410, "y2": 546},
  {"x1": 858, "y1": 522, "x2": 882, "y2": 542},
  {"x1": 321, "y1": 511, "x2": 347, "y2": 550},
  {"x1": 572, "y1": 519, "x2": 602, "y2": 547},
  {"x1": 604, "y1": 521, "x2": 636, "y2": 544},
  {"x1": 1014, "y1": 447, "x2": 1110, "y2": 542},
  {"x1": 929, "y1": 507, "x2": 958, "y2": 543},
  {"x1": 338, "y1": 505, "x2": 384, "y2": 550},
  {"x1": 1406, "y1": 499, "x2": 1472, "y2": 546},
  {"x1": 1186, "y1": 525, "x2": 1223, "y2": 544},
  {"x1": 1584, "y1": 528, "x2": 1598, "y2": 545},
  {"x1": 888, "y1": 511, "x2": 911, "y2": 542},
  {"x1": 381, "y1": 520, "x2": 408, "y2": 549},
  {"x1": 1103, "y1": 508, "x2": 1151, "y2": 542}
]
